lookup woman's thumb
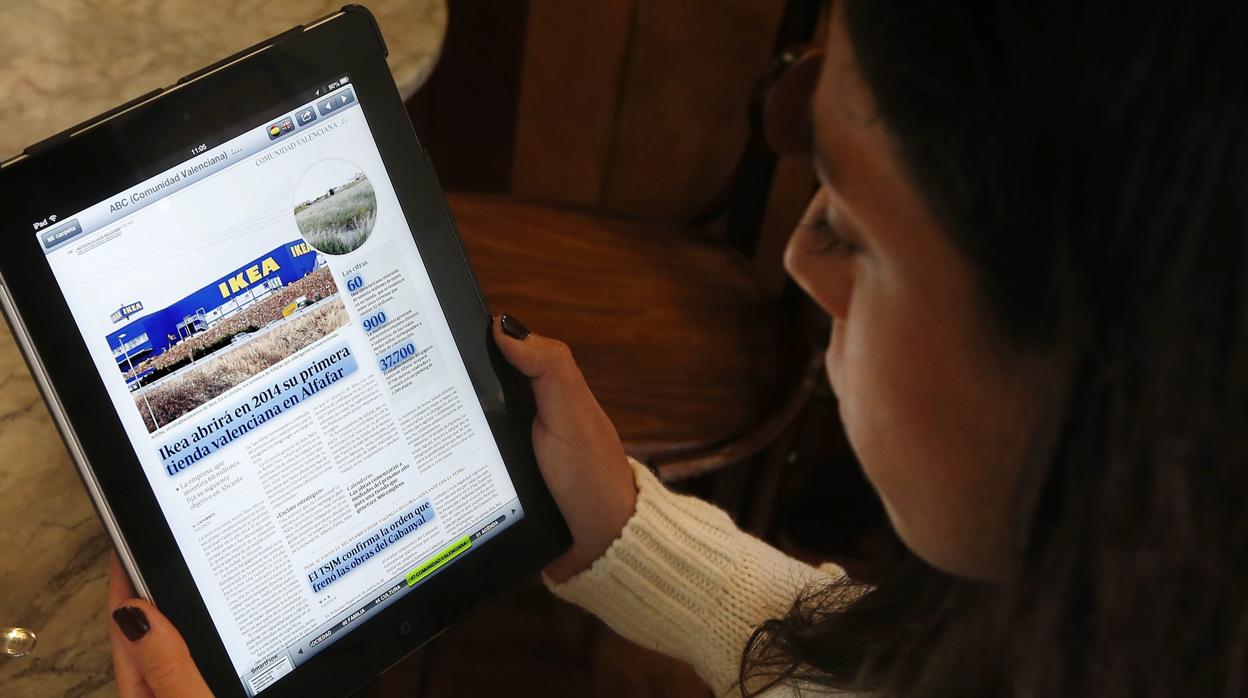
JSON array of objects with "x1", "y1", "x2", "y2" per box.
[
  {"x1": 492, "y1": 314, "x2": 604, "y2": 429},
  {"x1": 493, "y1": 314, "x2": 560, "y2": 376},
  {"x1": 111, "y1": 600, "x2": 213, "y2": 697}
]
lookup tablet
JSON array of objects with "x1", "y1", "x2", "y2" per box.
[{"x1": 0, "y1": 7, "x2": 569, "y2": 697}]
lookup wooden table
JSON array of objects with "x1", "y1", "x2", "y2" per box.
[{"x1": 0, "y1": 3, "x2": 445, "y2": 695}]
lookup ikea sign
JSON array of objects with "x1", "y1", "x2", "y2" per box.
[
  {"x1": 110, "y1": 302, "x2": 144, "y2": 324},
  {"x1": 107, "y1": 241, "x2": 319, "y2": 362},
  {"x1": 217, "y1": 257, "x2": 281, "y2": 299}
]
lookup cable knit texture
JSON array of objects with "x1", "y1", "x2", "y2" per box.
[{"x1": 546, "y1": 458, "x2": 844, "y2": 696}]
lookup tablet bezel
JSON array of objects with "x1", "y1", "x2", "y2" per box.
[{"x1": 0, "y1": 8, "x2": 571, "y2": 697}]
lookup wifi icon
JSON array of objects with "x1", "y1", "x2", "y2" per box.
[{"x1": 49, "y1": 214, "x2": 58, "y2": 222}]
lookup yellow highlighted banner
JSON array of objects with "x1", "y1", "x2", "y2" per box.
[{"x1": 405, "y1": 536, "x2": 472, "y2": 586}]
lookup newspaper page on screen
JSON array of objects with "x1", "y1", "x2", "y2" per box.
[{"x1": 41, "y1": 82, "x2": 524, "y2": 696}]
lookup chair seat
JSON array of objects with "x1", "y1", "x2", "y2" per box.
[{"x1": 448, "y1": 193, "x2": 778, "y2": 459}]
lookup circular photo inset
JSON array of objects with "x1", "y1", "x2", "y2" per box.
[{"x1": 293, "y1": 159, "x2": 378, "y2": 255}]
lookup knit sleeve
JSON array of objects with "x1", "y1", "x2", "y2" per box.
[{"x1": 544, "y1": 457, "x2": 841, "y2": 697}]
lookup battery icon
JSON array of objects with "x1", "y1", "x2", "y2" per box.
[{"x1": 340, "y1": 76, "x2": 350, "y2": 84}]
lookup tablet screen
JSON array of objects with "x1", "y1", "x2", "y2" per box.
[{"x1": 38, "y1": 78, "x2": 524, "y2": 695}]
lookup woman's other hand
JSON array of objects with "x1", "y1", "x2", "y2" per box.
[
  {"x1": 493, "y1": 314, "x2": 638, "y2": 582},
  {"x1": 109, "y1": 552, "x2": 213, "y2": 698}
]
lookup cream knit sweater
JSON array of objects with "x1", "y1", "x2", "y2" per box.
[{"x1": 545, "y1": 458, "x2": 846, "y2": 697}]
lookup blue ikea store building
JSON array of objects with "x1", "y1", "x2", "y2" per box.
[{"x1": 107, "y1": 240, "x2": 321, "y2": 381}]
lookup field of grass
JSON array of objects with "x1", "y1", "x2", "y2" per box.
[
  {"x1": 295, "y1": 178, "x2": 377, "y2": 255},
  {"x1": 135, "y1": 298, "x2": 349, "y2": 433}
]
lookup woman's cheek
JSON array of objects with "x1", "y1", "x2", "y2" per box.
[
  {"x1": 831, "y1": 319, "x2": 889, "y2": 482},
  {"x1": 814, "y1": 251, "x2": 949, "y2": 557},
  {"x1": 832, "y1": 282, "x2": 1027, "y2": 578},
  {"x1": 825, "y1": 310, "x2": 891, "y2": 490},
  {"x1": 826, "y1": 286, "x2": 941, "y2": 557}
]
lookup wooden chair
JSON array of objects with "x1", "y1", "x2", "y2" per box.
[{"x1": 449, "y1": 5, "x2": 826, "y2": 525}]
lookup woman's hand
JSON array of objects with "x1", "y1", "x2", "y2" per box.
[
  {"x1": 493, "y1": 314, "x2": 638, "y2": 582},
  {"x1": 109, "y1": 552, "x2": 213, "y2": 698}
]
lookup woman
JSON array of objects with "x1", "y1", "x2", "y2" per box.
[{"x1": 108, "y1": 1, "x2": 1248, "y2": 695}]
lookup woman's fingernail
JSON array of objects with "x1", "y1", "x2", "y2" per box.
[
  {"x1": 112, "y1": 606, "x2": 150, "y2": 642},
  {"x1": 500, "y1": 313, "x2": 530, "y2": 340}
]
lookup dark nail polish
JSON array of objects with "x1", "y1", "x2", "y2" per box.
[
  {"x1": 113, "y1": 606, "x2": 150, "y2": 642},
  {"x1": 500, "y1": 313, "x2": 530, "y2": 340}
]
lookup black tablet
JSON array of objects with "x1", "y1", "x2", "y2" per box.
[{"x1": 0, "y1": 7, "x2": 569, "y2": 696}]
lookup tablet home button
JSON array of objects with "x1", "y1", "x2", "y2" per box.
[{"x1": 398, "y1": 621, "x2": 413, "y2": 637}]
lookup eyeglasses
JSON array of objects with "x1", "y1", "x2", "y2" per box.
[{"x1": 755, "y1": 46, "x2": 824, "y2": 156}]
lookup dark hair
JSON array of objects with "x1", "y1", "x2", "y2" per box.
[{"x1": 742, "y1": 1, "x2": 1248, "y2": 696}]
